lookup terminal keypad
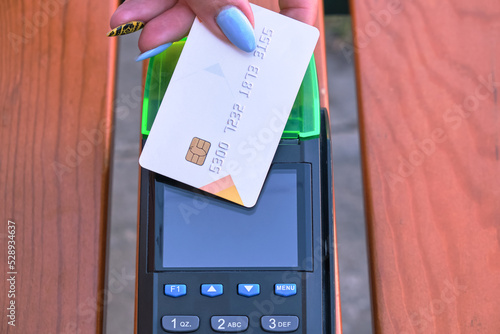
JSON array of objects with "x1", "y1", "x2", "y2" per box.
[{"x1": 161, "y1": 283, "x2": 300, "y2": 332}]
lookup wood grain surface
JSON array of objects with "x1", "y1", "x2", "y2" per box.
[
  {"x1": 350, "y1": 0, "x2": 500, "y2": 332},
  {"x1": 0, "y1": 0, "x2": 117, "y2": 333}
]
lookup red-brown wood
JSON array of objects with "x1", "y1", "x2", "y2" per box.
[
  {"x1": 0, "y1": 0, "x2": 118, "y2": 332},
  {"x1": 351, "y1": 0, "x2": 500, "y2": 332}
]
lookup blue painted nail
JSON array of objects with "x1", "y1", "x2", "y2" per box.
[
  {"x1": 135, "y1": 43, "x2": 172, "y2": 62},
  {"x1": 216, "y1": 6, "x2": 256, "y2": 52}
]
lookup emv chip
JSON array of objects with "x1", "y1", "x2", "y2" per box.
[{"x1": 185, "y1": 137, "x2": 211, "y2": 166}]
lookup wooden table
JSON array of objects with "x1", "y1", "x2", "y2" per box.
[
  {"x1": 1, "y1": 0, "x2": 117, "y2": 333},
  {"x1": 351, "y1": 0, "x2": 500, "y2": 332}
]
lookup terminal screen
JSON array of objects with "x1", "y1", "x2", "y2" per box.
[{"x1": 160, "y1": 167, "x2": 300, "y2": 269}]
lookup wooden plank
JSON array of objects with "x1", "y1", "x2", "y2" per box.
[
  {"x1": 351, "y1": 0, "x2": 500, "y2": 332},
  {"x1": 0, "y1": 0, "x2": 117, "y2": 332}
]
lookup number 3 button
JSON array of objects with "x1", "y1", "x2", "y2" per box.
[{"x1": 261, "y1": 316, "x2": 299, "y2": 332}]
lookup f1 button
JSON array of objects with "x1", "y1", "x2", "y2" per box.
[{"x1": 164, "y1": 284, "x2": 187, "y2": 298}]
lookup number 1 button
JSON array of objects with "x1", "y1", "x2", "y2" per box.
[{"x1": 162, "y1": 316, "x2": 199, "y2": 332}]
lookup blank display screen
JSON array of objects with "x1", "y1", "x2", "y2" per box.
[{"x1": 160, "y1": 168, "x2": 300, "y2": 269}]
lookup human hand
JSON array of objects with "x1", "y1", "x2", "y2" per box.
[{"x1": 108, "y1": 0, "x2": 318, "y2": 61}]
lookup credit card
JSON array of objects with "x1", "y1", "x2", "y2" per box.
[{"x1": 139, "y1": 4, "x2": 319, "y2": 207}]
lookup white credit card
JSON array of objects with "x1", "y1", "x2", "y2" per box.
[{"x1": 139, "y1": 4, "x2": 319, "y2": 207}]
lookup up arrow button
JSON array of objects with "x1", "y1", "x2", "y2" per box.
[
  {"x1": 201, "y1": 284, "x2": 223, "y2": 297},
  {"x1": 238, "y1": 284, "x2": 260, "y2": 297}
]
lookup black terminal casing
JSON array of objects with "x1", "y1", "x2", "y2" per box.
[{"x1": 136, "y1": 109, "x2": 336, "y2": 334}]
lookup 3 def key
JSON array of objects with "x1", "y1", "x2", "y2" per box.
[{"x1": 261, "y1": 316, "x2": 299, "y2": 332}]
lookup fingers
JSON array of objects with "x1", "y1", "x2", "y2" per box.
[
  {"x1": 110, "y1": 0, "x2": 317, "y2": 60},
  {"x1": 113, "y1": 0, "x2": 257, "y2": 56},
  {"x1": 279, "y1": 0, "x2": 319, "y2": 25},
  {"x1": 137, "y1": 2, "x2": 195, "y2": 52},
  {"x1": 110, "y1": 0, "x2": 176, "y2": 29},
  {"x1": 187, "y1": 0, "x2": 256, "y2": 52}
]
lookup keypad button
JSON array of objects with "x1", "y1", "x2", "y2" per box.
[
  {"x1": 161, "y1": 316, "x2": 199, "y2": 332},
  {"x1": 164, "y1": 284, "x2": 187, "y2": 298},
  {"x1": 261, "y1": 316, "x2": 299, "y2": 332},
  {"x1": 211, "y1": 316, "x2": 249, "y2": 332},
  {"x1": 201, "y1": 284, "x2": 223, "y2": 297},
  {"x1": 238, "y1": 284, "x2": 260, "y2": 297},
  {"x1": 274, "y1": 284, "x2": 297, "y2": 297}
]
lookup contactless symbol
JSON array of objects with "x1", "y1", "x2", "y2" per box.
[{"x1": 186, "y1": 137, "x2": 211, "y2": 166}]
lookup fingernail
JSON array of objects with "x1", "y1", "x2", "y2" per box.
[
  {"x1": 216, "y1": 6, "x2": 256, "y2": 52},
  {"x1": 107, "y1": 21, "x2": 145, "y2": 37},
  {"x1": 135, "y1": 43, "x2": 172, "y2": 62}
]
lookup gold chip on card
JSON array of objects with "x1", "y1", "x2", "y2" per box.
[{"x1": 185, "y1": 137, "x2": 211, "y2": 166}]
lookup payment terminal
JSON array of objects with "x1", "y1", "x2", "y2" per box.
[{"x1": 136, "y1": 40, "x2": 336, "y2": 333}]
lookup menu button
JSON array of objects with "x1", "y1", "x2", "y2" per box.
[{"x1": 274, "y1": 284, "x2": 297, "y2": 297}]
